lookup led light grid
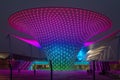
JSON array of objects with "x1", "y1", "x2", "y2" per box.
[{"x1": 8, "y1": 7, "x2": 112, "y2": 70}]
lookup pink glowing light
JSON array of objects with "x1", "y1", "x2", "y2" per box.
[
  {"x1": 96, "y1": 30, "x2": 120, "y2": 42},
  {"x1": 12, "y1": 35, "x2": 41, "y2": 48},
  {"x1": 85, "y1": 30, "x2": 120, "y2": 46},
  {"x1": 8, "y1": 7, "x2": 112, "y2": 47},
  {"x1": 0, "y1": 30, "x2": 40, "y2": 48},
  {"x1": 84, "y1": 42, "x2": 95, "y2": 46}
]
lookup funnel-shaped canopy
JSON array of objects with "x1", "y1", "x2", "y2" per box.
[{"x1": 8, "y1": 7, "x2": 112, "y2": 70}]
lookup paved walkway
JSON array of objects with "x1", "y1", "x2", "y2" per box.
[{"x1": 0, "y1": 70, "x2": 120, "y2": 80}]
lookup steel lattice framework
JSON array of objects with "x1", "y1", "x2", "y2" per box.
[{"x1": 8, "y1": 7, "x2": 112, "y2": 70}]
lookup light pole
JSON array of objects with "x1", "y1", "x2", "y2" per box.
[
  {"x1": 7, "y1": 34, "x2": 13, "y2": 80},
  {"x1": 49, "y1": 60, "x2": 53, "y2": 80}
]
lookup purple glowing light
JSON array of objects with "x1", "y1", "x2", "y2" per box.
[
  {"x1": 8, "y1": 8, "x2": 112, "y2": 46},
  {"x1": 96, "y1": 30, "x2": 120, "y2": 42},
  {"x1": 84, "y1": 42, "x2": 94, "y2": 46},
  {"x1": 8, "y1": 8, "x2": 112, "y2": 70},
  {"x1": 85, "y1": 30, "x2": 120, "y2": 46}
]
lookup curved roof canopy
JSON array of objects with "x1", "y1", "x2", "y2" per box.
[{"x1": 8, "y1": 7, "x2": 112, "y2": 47}]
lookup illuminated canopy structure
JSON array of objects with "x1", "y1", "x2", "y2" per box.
[{"x1": 8, "y1": 7, "x2": 112, "y2": 70}]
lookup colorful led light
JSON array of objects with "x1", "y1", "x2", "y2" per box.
[
  {"x1": 77, "y1": 47, "x2": 88, "y2": 61},
  {"x1": 8, "y1": 7, "x2": 112, "y2": 70}
]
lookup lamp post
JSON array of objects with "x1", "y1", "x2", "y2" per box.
[
  {"x1": 117, "y1": 36, "x2": 120, "y2": 60},
  {"x1": 49, "y1": 60, "x2": 53, "y2": 80},
  {"x1": 7, "y1": 34, "x2": 13, "y2": 80},
  {"x1": 92, "y1": 60, "x2": 95, "y2": 80}
]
